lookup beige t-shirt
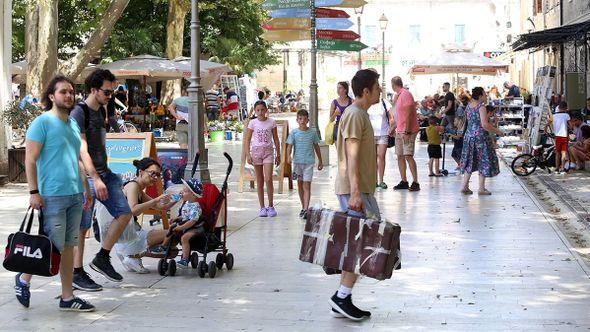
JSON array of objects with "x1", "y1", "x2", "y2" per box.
[{"x1": 335, "y1": 103, "x2": 377, "y2": 195}]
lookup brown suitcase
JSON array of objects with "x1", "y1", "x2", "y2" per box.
[{"x1": 299, "y1": 208, "x2": 401, "y2": 280}]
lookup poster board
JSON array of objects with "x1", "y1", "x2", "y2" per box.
[
  {"x1": 105, "y1": 133, "x2": 169, "y2": 228},
  {"x1": 238, "y1": 119, "x2": 293, "y2": 193}
]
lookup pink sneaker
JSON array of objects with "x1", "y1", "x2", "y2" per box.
[
  {"x1": 267, "y1": 206, "x2": 277, "y2": 217},
  {"x1": 259, "y1": 208, "x2": 268, "y2": 217}
]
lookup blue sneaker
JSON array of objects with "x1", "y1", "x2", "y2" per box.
[
  {"x1": 14, "y1": 273, "x2": 30, "y2": 308},
  {"x1": 150, "y1": 245, "x2": 166, "y2": 255},
  {"x1": 59, "y1": 296, "x2": 95, "y2": 312},
  {"x1": 177, "y1": 258, "x2": 189, "y2": 268}
]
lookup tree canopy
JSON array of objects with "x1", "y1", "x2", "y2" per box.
[{"x1": 12, "y1": 0, "x2": 278, "y2": 75}]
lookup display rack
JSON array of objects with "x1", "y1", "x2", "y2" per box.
[{"x1": 492, "y1": 97, "x2": 532, "y2": 150}]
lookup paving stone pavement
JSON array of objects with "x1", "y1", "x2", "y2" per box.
[{"x1": 1, "y1": 121, "x2": 590, "y2": 331}]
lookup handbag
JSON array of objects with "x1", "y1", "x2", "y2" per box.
[
  {"x1": 325, "y1": 121, "x2": 335, "y2": 145},
  {"x1": 3, "y1": 207, "x2": 61, "y2": 277},
  {"x1": 387, "y1": 135, "x2": 396, "y2": 148}
]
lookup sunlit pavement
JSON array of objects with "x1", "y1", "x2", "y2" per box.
[{"x1": 0, "y1": 112, "x2": 589, "y2": 331}]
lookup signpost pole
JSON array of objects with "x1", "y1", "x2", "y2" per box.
[
  {"x1": 309, "y1": 0, "x2": 319, "y2": 139},
  {"x1": 186, "y1": 0, "x2": 210, "y2": 183}
]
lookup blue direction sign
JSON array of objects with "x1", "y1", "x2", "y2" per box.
[
  {"x1": 316, "y1": 18, "x2": 354, "y2": 30},
  {"x1": 270, "y1": 8, "x2": 311, "y2": 18},
  {"x1": 263, "y1": 0, "x2": 346, "y2": 11}
]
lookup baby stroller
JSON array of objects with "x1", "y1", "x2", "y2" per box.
[{"x1": 158, "y1": 152, "x2": 234, "y2": 278}]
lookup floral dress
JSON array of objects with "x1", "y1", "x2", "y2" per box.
[{"x1": 459, "y1": 102, "x2": 500, "y2": 177}]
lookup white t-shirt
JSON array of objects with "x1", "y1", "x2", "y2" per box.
[
  {"x1": 367, "y1": 99, "x2": 391, "y2": 136},
  {"x1": 553, "y1": 112, "x2": 570, "y2": 137}
]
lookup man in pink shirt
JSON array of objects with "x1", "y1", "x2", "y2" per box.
[{"x1": 391, "y1": 76, "x2": 420, "y2": 191}]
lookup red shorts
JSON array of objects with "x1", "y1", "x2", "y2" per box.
[{"x1": 555, "y1": 136, "x2": 569, "y2": 153}]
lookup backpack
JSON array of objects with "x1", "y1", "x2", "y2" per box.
[{"x1": 77, "y1": 101, "x2": 107, "y2": 131}]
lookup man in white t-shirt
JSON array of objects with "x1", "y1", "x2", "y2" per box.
[{"x1": 547, "y1": 101, "x2": 570, "y2": 173}]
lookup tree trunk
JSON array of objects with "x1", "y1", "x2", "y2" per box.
[
  {"x1": 61, "y1": 0, "x2": 130, "y2": 80},
  {"x1": 162, "y1": 0, "x2": 190, "y2": 106},
  {"x1": 25, "y1": 2, "x2": 39, "y2": 96}
]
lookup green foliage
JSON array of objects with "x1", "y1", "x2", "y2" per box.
[
  {"x1": 1, "y1": 100, "x2": 43, "y2": 129},
  {"x1": 11, "y1": 0, "x2": 278, "y2": 72}
]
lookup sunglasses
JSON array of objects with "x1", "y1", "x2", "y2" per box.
[
  {"x1": 99, "y1": 88, "x2": 114, "y2": 96},
  {"x1": 146, "y1": 170, "x2": 161, "y2": 178}
]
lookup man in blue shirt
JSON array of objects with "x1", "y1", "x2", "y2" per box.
[
  {"x1": 15, "y1": 75, "x2": 95, "y2": 312},
  {"x1": 169, "y1": 87, "x2": 190, "y2": 149},
  {"x1": 504, "y1": 81, "x2": 521, "y2": 98}
]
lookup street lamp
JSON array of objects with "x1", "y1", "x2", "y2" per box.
[
  {"x1": 185, "y1": 0, "x2": 210, "y2": 182},
  {"x1": 354, "y1": 5, "x2": 365, "y2": 70},
  {"x1": 379, "y1": 13, "x2": 388, "y2": 95}
]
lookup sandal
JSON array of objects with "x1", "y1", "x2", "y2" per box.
[
  {"x1": 478, "y1": 189, "x2": 492, "y2": 195},
  {"x1": 460, "y1": 188, "x2": 473, "y2": 195},
  {"x1": 428, "y1": 173, "x2": 435, "y2": 177}
]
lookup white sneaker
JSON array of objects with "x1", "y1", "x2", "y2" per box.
[{"x1": 122, "y1": 257, "x2": 150, "y2": 274}]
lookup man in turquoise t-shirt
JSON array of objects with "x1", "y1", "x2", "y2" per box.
[
  {"x1": 286, "y1": 110, "x2": 323, "y2": 218},
  {"x1": 15, "y1": 75, "x2": 95, "y2": 312}
]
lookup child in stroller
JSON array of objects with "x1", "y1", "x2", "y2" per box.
[{"x1": 161, "y1": 178, "x2": 204, "y2": 268}]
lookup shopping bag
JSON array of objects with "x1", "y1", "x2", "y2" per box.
[
  {"x1": 325, "y1": 121, "x2": 335, "y2": 145},
  {"x1": 3, "y1": 207, "x2": 61, "y2": 277}
]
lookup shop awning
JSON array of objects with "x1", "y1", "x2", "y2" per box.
[
  {"x1": 409, "y1": 51, "x2": 509, "y2": 76},
  {"x1": 512, "y1": 19, "x2": 590, "y2": 51}
]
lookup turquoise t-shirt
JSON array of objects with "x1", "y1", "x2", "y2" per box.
[
  {"x1": 286, "y1": 128, "x2": 320, "y2": 164},
  {"x1": 174, "y1": 96, "x2": 190, "y2": 123},
  {"x1": 26, "y1": 112, "x2": 84, "y2": 196}
]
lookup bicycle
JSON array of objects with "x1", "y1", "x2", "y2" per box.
[
  {"x1": 109, "y1": 107, "x2": 138, "y2": 133},
  {"x1": 511, "y1": 134, "x2": 557, "y2": 176}
]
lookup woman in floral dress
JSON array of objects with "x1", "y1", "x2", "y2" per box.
[{"x1": 459, "y1": 87, "x2": 504, "y2": 195}]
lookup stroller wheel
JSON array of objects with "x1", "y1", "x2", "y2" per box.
[
  {"x1": 226, "y1": 253, "x2": 234, "y2": 270},
  {"x1": 168, "y1": 259, "x2": 177, "y2": 276},
  {"x1": 216, "y1": 253, "x2": 225, "y2": 270},
  {"x1": 158, "y1": 259, "x2": 168, "y2": 276},
  {"x1": 197, "y1": 260, "x2": 207, "y2": 278},
  {"x1": 190, "y1": 252, "x2": 199, "y2": 269},
  {"x1": 208, "y1": 261, "x2": 217, "y2": 278}
]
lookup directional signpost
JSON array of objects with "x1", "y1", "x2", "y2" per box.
[
  {"x1": 262, "y1": 30, "x2": 310, "y2": 42},
  {"x1": 270, "y1": 7, "x2": 349, "y2": 18},
  {"x1": 262, "y1": 0, "x2": 367, "y2": 11},
  {"x1": 316, "y1": 29, "x2": 359, "y2": 40},
  {"x1": 317, "y1": 39, "x2": 367, "y2": 51},
  {"x1": 264, "y1": 17, "x2": 353, "y2": 31}
]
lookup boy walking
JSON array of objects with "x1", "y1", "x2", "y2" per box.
[
  {"x1": 425, "y1": 116, "x2": 444, "y2": 176},
  {"x1": 286, "y1": 110, "x2": 324, "y2": 218},
  {"x1": 547, "y1": 101, "x2": 570, "y2": 173}
]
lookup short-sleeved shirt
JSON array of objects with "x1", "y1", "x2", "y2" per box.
[
  {"x1": 335, "y1": 103, "x2": 376, "y2": 195},
  {"x1": 205, "y1": 90, "x2": 220, "y2": 111},
  {"x1": 443, "y1": 92, "x2": 456, "y2": 116},
  {"x1": 395, "y1": 88, "x2": 419, "y2": 134},
  {"x1": 19, "y1": 95, "x2": 37, "y2": 110},
  {"x1": 71, "y1": 102, "x2": 110, "y2": 176},
  {"x1": 286, "y1": 128, "x2": 320, "y2": 164},
  {"x1": 26, "y1": 112, "x2": 84, "y2": 196},
  {"x1": 508, "y1": 85, "x2": 521, "y2": 97},
  {"x1": 173, "y1": 96, "x2": 190, "y2": 123},
  {"x1": 553, "y1": 112, "x2": 570, "y2": 137},
  {"x1": 179, "y1": 201, "x2": 202, "y2": 225},
  {"x1": 248, "y1": 118, "x2": 277, "y2": 149},
  {"x1": 425, "y1": 125, "x2": 442, "y2": 145},
  {"x1": 573, "y1": 124, "x2": 589, "y2": 142},
  {"x1": 367, "y1": 99, "x2": 391, "y2": 136}
]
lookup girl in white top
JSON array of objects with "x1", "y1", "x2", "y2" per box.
[{"x1": 367, "y1": 98, "x2": 394, "y2": 189}]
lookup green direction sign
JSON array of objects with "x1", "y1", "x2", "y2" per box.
[
  {"x1": 262, "y1": 0, "x2": 310, "y2": 11},
  {"x1": 317, "y1": 39, "x2": 368, "y2": 52}
]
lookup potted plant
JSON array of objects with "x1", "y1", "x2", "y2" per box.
[
  {"x1": 233, "y1": 121, "x2": 244, "y2": 141},
  {"x1": 2, "y1": 100, "x2": 43, "y2": 182},
  {"x1": 208, "y1": 120, "x2": 225, "y2": 142}
]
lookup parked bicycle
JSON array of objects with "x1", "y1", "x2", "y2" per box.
[
  {"x1": 511, "y1": 134, "x2": 559, "y2": 176},
  {"x1": 110, "y1": 106, "x2": 138, "y2": 133}
]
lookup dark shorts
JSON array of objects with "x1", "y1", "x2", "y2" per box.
[
  {"x1": 80, "y1": 171, "x2": 131, "y2": 230},
  {"x1": 451, "y1": 138, "x2": 463, "y2": 159},
  {"x1": 427, "y1": 144, "x2": 442, "y2": 159}
]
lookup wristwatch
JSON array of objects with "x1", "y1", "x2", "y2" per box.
[{"x1": 29, "y1": 189, "x2": 39, "y2": 195}]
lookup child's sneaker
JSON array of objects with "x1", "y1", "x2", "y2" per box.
[
  {"x1": 59, "y1": 296, "x2": 95, "y2": 312},
  {"x1": 299, "y1": 209, "x2": 306, "y2": 218},
  {"x1": 267, "y1": 206, "x2": 277, "y2": 217},
  {"x1": 177, "y1": 258, "x2": 189, "y2": 268},
  {"x1": 259, "y1": 208, "x2": 268, "y2": 217},
  {"x1": 150, "y1": 245, "x2": 166, "y2": 255}
]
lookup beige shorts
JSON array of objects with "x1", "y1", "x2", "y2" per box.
[
  {"x1": 395, "y1": 132, "x2": 418, "y2": 156},
  {"x1": 176, "y1": 122, "x2": 189, "y2": 146},
  {"x1": 374, "y1": 135, "x2": 389, "y2": 145}
]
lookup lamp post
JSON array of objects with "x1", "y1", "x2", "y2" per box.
[
  {"x1": 379, "y1": 14, "x2": 388, "y2": 95},
  {"x1": 185, "y1": 0, "x2": 210, "y2": 182},
  {"x1": 309, "y1": 0, "x2": 319, "y2": 138},
  {"x1": 354, "y1": 5, "x2": 365, "y2": 70}
]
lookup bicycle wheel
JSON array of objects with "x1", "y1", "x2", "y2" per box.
[
  {"x1": 511, "y1": 154, "x2": 538, "y2": 176},
  {"x1": 124, "y1": 122, "x2": 138, "y2": 133}
]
